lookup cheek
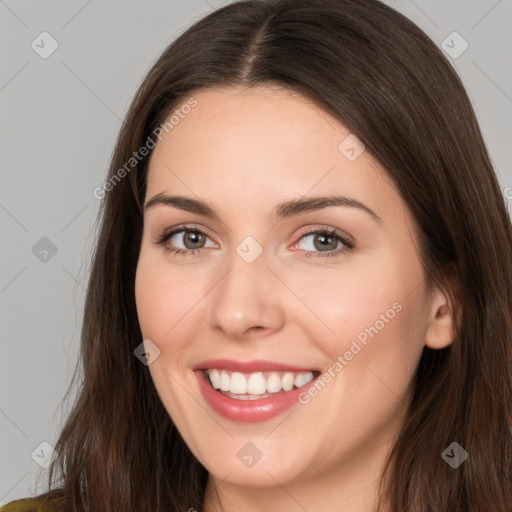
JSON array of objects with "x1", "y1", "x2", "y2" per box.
[
  {"x1": 134, "y1": 251, "x2": 206, "y2": 351},
  {"x1": 299, "y1": 273, "x2": 426, "y2": 442},
  {"x1": 299, "y1": 253, "x2": 427, "y2": 377}
]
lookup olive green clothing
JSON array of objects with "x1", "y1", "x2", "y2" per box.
[{"x1": 0, "y1": 497, "x2": 46, "y2": 512}]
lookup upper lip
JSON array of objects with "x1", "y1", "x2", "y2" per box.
[{"x1": 193, "y1": 359, "x2": 319, "y2": 373}]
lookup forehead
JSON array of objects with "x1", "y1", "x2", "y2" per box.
[{"x1": 145, "y1": 85, "x2": 407, "y2": 230}]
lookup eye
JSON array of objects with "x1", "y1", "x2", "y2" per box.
[
  {"x1": 155, "y1": 224, "x2": 355, "y2": 258},
  {"x1": 293, "y1": 227, "x2": 355, "y2": 258},
  {"x1": 156, "y1": 225, "x2": 216, "y2": 257}
]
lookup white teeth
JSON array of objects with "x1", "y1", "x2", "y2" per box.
[
  {"x1": 247, "y1": 373, "x2": 267, "y2": 395},
  {"x1": 209, "y1": 369, "x2": 220, "y2": 389},
  {"x1": 206, "y1": 369, "x2": 315, "y2": 396},
  {"x1": 220, "y1": 371, "x2": 231, "y2": 392},
  {"x1": 230, "y1": 372, "x2": 247, "y2": 394},
  {"x1": 266, "y1": 373, "x2": 282, "y2": 393},
  {"x1": 294, "y1": 372, "x2": 312, "y2": 388},
  {"x1": 282, "y1": 372, "x2": 294, "y2": 391}
]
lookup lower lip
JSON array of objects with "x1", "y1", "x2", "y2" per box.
[{"x1": 195, "y1": 370, "x2": 316, "y2": 423}]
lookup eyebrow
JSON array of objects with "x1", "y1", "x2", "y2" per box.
[{"x1": 144, "y1": 193, "x2": 382, "y2": 223}]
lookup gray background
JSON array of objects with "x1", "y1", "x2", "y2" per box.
[{"x1": 1, "y1": 0, "x2": 511, "y2": 504}]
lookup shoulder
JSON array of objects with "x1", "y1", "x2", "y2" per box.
[{"x1": 0, "y1": 497, "x2": 47, "y2": 512}]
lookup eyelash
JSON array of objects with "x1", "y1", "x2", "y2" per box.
[{"x1": 155, "y1": 224, "x2": 355, "y2": 258}]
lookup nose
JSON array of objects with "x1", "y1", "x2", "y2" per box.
[{"x1": 208, "y1": 246, "x2": 285, "y2": 340}]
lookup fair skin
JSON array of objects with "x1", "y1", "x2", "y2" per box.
[{"x1": 135, "y1": 85, "x2": 455, "y2": 512}]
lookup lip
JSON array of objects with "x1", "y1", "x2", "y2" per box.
[
  {"x1": 193, "y1": 358, "x2": 319, "y2": 373},
  {"x1": 194, "y1": 359, "x2": 320, "y2": 423}
]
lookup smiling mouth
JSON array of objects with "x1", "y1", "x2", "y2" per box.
[{"x1": 203, "y1": 369, "x2": 320, "y2": 400}]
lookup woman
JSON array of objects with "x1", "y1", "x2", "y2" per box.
[{"x1": 3, "y1": 0, "x2": 511, "y2": 510}]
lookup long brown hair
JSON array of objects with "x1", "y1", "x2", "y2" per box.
[{"x1": 35, "y1": 0, "x2": 512, "y2": 510}]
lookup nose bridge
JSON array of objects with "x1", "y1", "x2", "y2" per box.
[{"x1": 208, "y1": 240, "x2": 283, "y2": 338}]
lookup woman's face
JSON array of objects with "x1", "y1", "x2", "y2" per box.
[{"x1": 135, "y1": 85, "x2": 447, "y2": 493}]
